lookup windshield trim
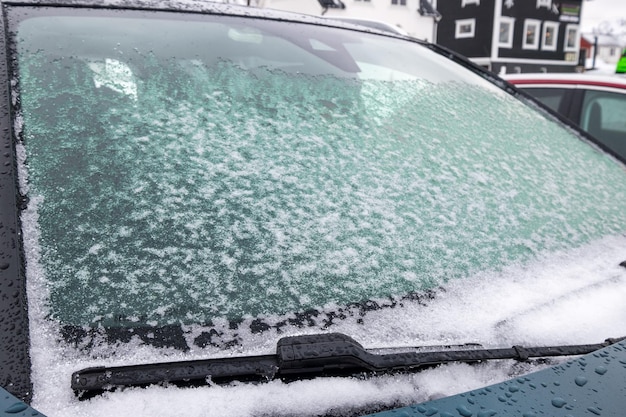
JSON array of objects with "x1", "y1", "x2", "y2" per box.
[{"x1": 0, "y1": 3, "x2": 32, "y2": 403}]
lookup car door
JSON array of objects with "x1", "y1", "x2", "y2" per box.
[
  {"x1": 517, "y1": 86, "x2": 577, "y2": 117},
  {"x1": 577, "y1": 88, "x2": 626, "y2": 161},
  {"x1": 512, "y1": 82, "x2": 625, "y2": 163}
]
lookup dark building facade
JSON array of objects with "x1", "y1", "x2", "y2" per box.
[{"x1": 435, "y1": 0, "x2": 583, "y2": 74}]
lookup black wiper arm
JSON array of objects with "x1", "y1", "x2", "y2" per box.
[{"x1": 71, "y1": 333, "x2": 625, "y2": 395}]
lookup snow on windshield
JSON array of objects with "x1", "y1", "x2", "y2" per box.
[
  {"x1": 12, "y1": 11, "x2": 626, "y2": 417},
  {"x1": 18, "y1": 56, "x2": 626, "y2": 415},
  {"x1": 18, "y1": 52, "x2": 626, "y2": 329},
  {"x1": 24, "y1": 234, "x2": 626, "y2": 417}
]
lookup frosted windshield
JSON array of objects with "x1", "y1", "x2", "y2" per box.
[{"x1": 14, "y1": 12, "x2": 626, "y2": 331}]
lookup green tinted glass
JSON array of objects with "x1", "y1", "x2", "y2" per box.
[{"x1": 15, "y1": 12, "x2": 626, "y2": 328}]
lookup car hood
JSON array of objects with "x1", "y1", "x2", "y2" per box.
[
  {"x1": 25, "y1": 234, "x2": 626, "y2": 417},
  {"x1": 369, "y1": 337, "x2": 626, "y2": 417},
  {"x1": 5, "y1": 335, "x2": 626, "y2": 416}
]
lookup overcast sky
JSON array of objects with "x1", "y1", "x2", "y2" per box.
[{"x1": 581, "y1": 0, "x2": 626, "y2": 32}]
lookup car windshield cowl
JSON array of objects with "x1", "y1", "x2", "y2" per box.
[{"x1": 71, "y1": 332, "x2": 626, "y2": 396}]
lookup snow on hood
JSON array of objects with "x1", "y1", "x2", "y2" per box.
[{"x1": 27, "y1": 234, "x2": 626, "y2": 417}]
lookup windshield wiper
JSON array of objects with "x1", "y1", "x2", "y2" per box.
[{"x1": 71, "y1": 333, "x2": 625, "y2": 396}]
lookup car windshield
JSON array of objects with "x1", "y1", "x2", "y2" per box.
[
  {"x1": 17, "y1": 11, "x2": 508, "y2": 329},
  {"x1": 9, "y1": 5, "x2": 626, "y2": 417}
]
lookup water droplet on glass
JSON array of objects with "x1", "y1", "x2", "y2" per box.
[
  {"x1": 4, "y1": 402, "x2": 28, "y2": 414},
  {"x1": 552, "y1": 397, "x2": 567, "y2": 408},
  {"x1": 424, "y1": 407, "x2": 438, "y2": 417},
  {"x1": 575, "y1": 376, "x2": 588, "y2": 386},
  {"x1": 595, "y1": 366, "x2": 608, "y2": 375},
  {"x1": 456, "y1": 405, "x2": 473, "y2": 417}
]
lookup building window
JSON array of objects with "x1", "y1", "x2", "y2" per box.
[
  {"x1": 542, "y1": 21, "x2": 559, "y2": 51},
  {"x1": 498, "y1": 17, "x2": 515, "y2": 48},
  {"x1": 455, "y1": 18, "x2": 476, "y2": 38},
  {"x1": 523, "y1": 19, "x2": 541, "y2": 50},
  {"x1": 564, "y1": 24, "x2": 578, "y2": 52},
  {"x1": 462, "y1": 0, "x2": 480, "y2": 6},
  {"x1": 536, "y1": 0, "x2": 551, "y2": 8},
  {"x1": 391, "y1": 0, "x2": 407, "y2": 5}
]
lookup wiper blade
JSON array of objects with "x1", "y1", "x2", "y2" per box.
[{"x1": 71, "y1": 333, "x2": 625, "y2": 395}]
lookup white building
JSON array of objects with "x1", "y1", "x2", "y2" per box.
[
  {"x1": 594, "y1": 34, "x2": 624, "y2": 65},
  {"x1": 581, "y1": 33, "x2": 626, "y2": 71},
  {"x1": 259, "y1": 0, "x2": 440, "y2": 41}
]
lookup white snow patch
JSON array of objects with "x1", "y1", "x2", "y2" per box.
[{"x1": 26, "y1": 234, "x2": 626, "y2": 417}]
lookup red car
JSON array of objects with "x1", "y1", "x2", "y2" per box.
[{"x1": 504, "y1": 73, "x2": 626, "y2": 162}]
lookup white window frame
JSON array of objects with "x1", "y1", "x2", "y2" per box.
[
  {"x1": 542, "y1": 21, "x2": 559, "y2": 51},
  {"x1": 522, "y1": 19, "x2": 541, "y2": 50},
  {"x1": 462, "y1": 0, "x2": 480, "y2": 6},
  {"x1": 455, "y1": 18, "x2": 476, "y2": 39},
  {"x1": 564, "y1": 24, "x2": 578, "y2": 52},
  {"x1": 498, "y1": 17, "x2": 515, "y2": 49},
  {"x1": 536, "y1": 0, "x2": 551, "y2": 9}
]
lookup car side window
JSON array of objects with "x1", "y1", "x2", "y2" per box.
[
  {"x1": 521, "y1": 87, "x2": 568, "y2": 113},
  {"x1": 580, "y1": 89, "x2": 626, "y2": 160}
]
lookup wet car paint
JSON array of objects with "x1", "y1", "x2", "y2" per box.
[{"x1": 368, "y1": 339, "x2": 626, "y2": 417}]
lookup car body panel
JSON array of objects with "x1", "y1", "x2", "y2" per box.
[
  {"x1": 505, "y1": 73, "x2": 626, "y2": 90},
  {"x1": 0, "y1": 4, "x2": 32, "y2": 402},
  {"x1": 368, "y1": 339, "x2": 626, "y2": 417},
  {"x1": 0, "y1": 387, "x2": 42, "y2": 417},
  {"x1": 3, "y1": 339, "x2": 626, "y2": 417}
]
